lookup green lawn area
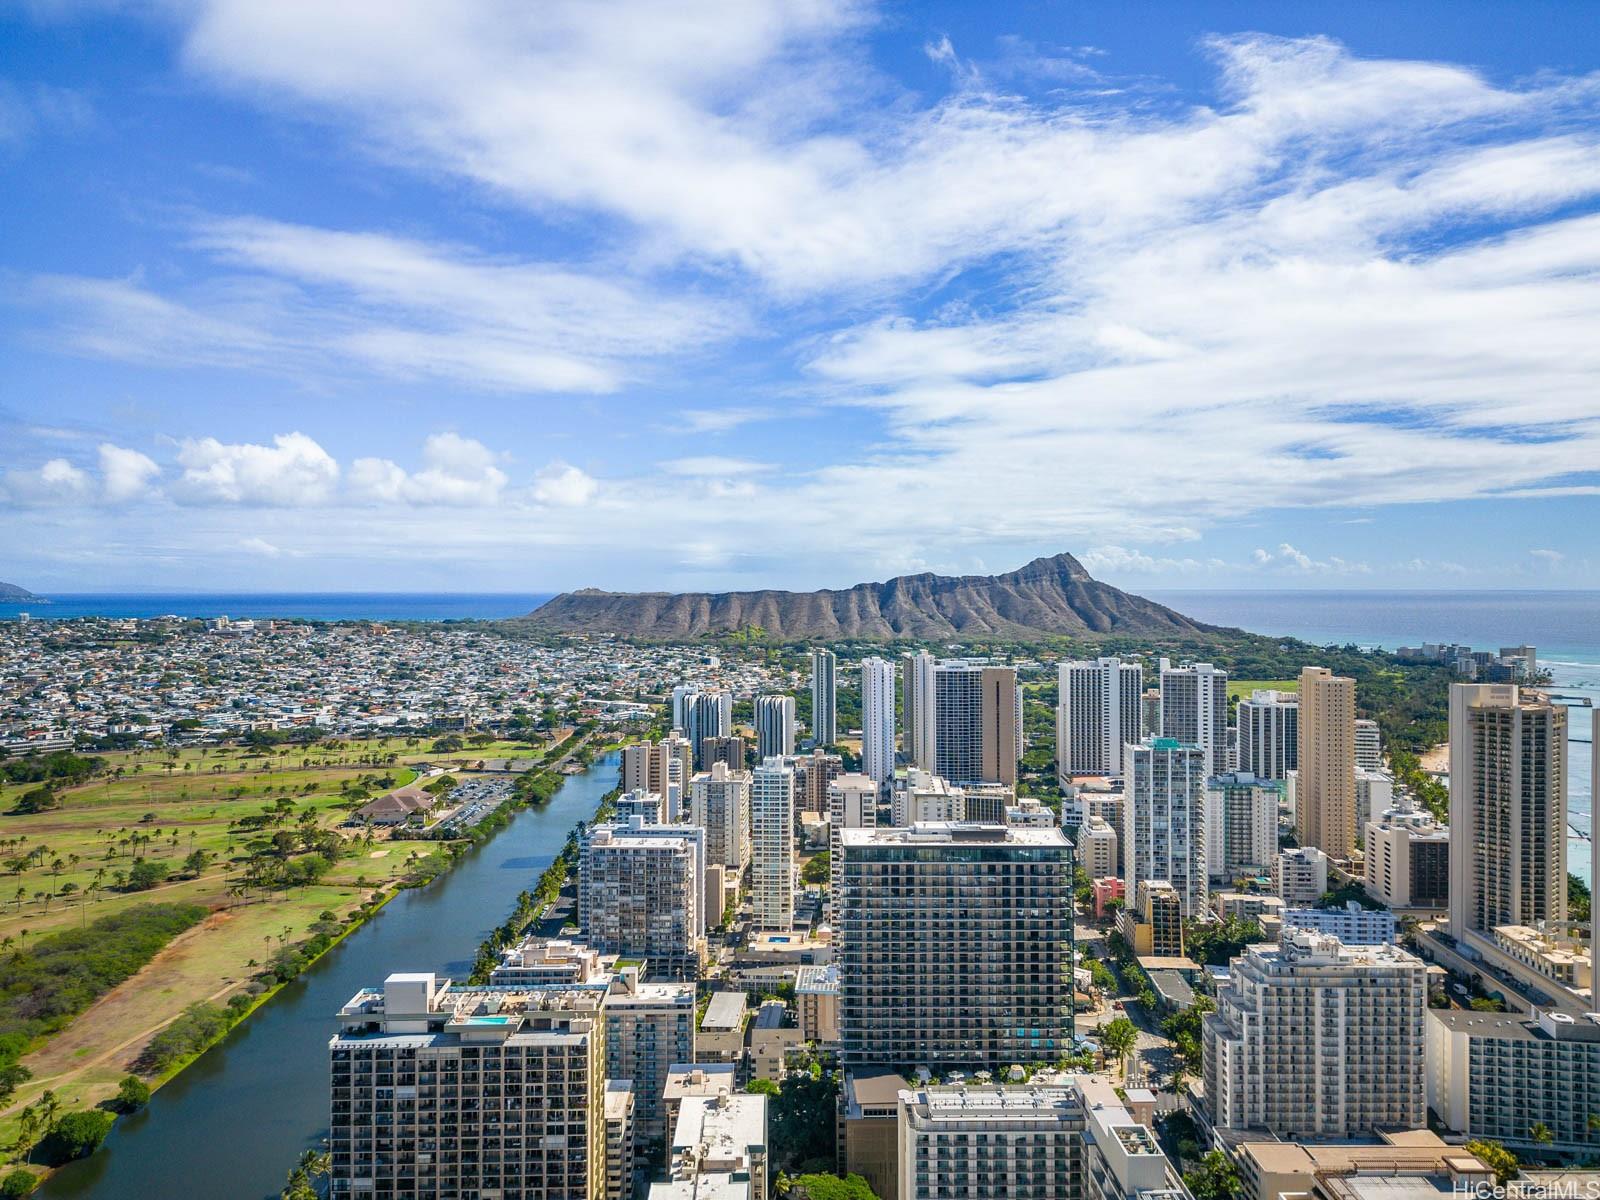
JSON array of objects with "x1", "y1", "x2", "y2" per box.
[
  {"x1": 1226, "y1": 678, "x2": 1300, "y2": 702},
  {"x1": 0, "y1": 731, "x2": 566, "y2": 1175}
]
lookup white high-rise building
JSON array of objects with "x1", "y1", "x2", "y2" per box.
[
  {"x1": 811, "y1": 648, "x2": 837, "y2": 747},
  {"x1": 1274, "y1": 846, "x2": 1329, "y2": 907},
  {"x1": 1123, "y1": 738, "x2": 1207, "y2": 917},
  {"x1": 902, "y1": 649, "x2": 937, "y2": 770},
  {"x1": 1448, "y1": 683, "x2": 1568, "y2": 947},
  {"x1": 1236, "y1": 690, "x2": 1298, "y2": 782},
  {"x1": 861, "y1": 657, "x2": 896, "y2": 791},
  {"x1": 1364, "y1": 798, "x2": 1449, "y2": 910},
  {"x1": 1203, "y1": 931, "x2": 1427, "y2": 1139},
  {"x1": 1159, "y1": 660, "x2": 1228, "y2": 780},
  {"x1": 898, "y1": 1084, "x2": 1086, "y2": 1200},
  {"x1": 1354, "y1": 718, "x2": 1382, "y2": 772},
  {"x1": 684, "y1": 691, "x2": 732, "y2": 768},
  {"x1": 754, "y1": 694, "x2": 796, "y2": 760},
  {"x1": 828, "y1": 772, "x2": 877, "y2": 923},
  {"x1": 751, "y1": 757, "x2": 796, "y2": 930},
  {"x1": 1056, "y1": 658, "x2": 1143, "y2": 780},
  {"x1": 1204, "y1": 771, "x2": 1281, "y2": 882},
  {"x1": 691, "y1": 761, "x2": 752, "y2": 876}
]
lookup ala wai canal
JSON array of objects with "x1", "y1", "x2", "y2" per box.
[{"x1": 37, "y1": 752, "x2": 620, "y2": 1200}]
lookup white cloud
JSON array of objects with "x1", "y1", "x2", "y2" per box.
[
  {"x1": 678, "y1": 407, "x2": 774, "y2": 433},
  {"x1": 532, "y1": 462, "x2": 598, "y2": 507},
  {"x1": 0, "y1": 458, "x2": 91, "y2": 505},
  {"x1": 238, "y1": 536, "x2": 285, "y2": 557},
  {"x1": 1079, "y1": 546, "x2": 1222, "y2": 576},
  {"x1": 1252, "y1": 544, "x2": 1371, "y2": 575},
  {"x1": 1529, "y1": 548, "x2": 1565, "y2": 564},
  {"x1": 174, "y1": 432, "x2": 340, "y2": 506},
  {"x1": 660, "y1": 456, "x2": 776, "y2": 477},
  {"x1": 97, "y1": 443, "x2": 161, "y2": 503}
]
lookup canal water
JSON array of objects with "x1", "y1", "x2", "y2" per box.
[{"x1": 37, "y1": 752, "x2": 620, "y2": 1200}]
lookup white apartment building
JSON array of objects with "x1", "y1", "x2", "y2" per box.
[
  {"x1": 604, "y1": 1081, "x2": 634, "y2": 1200},
  {"x1": 828, "y1": 772, "x2": 877, "y2": 924},
  {"x1": 1280, "y1": 902, "x2": 1397, "y2": 945},
  {"x1": 653, "y1": 1091, "x2": 769, "y2": 1200},
  {"x1": 1427, "y1": 1007, "x2": 1600, "y2": 1156},
  {"x1": 751, "y1": 757, "x2": 796, "y2": 930},
  {"x1": 1204, "y1": 772, "x2": 1280, "y2": 882},
  {"x1": 1354, "y1": 718, "x2": 1382, "y2": 772},
  {"x1": 892, "y1": 767, "x2": 964, "y2": 827},
  {"x1": 811, "y1": 648, "x2": 837, "y2": 747},
  {"x1": 602, "y1": 968, "x2": 697, "y2": 1147},
  {"x1": 861, "y1": 657, "x2": 896, "y2": 790},
  {"x1": 329, "y1": 973, "x2": 607, "y2": 1200},
  {"x1": 1273, "y1": 846, "x2": 1329, "y2": 907},
  {"x1": 1236, "y1": 690, "x2": 1298, "y2": 783},
  {"x1": 1159, "y1": 661, "x2": 1229, "y2": 779},
  {"x1": 1079, "y1": 816, "x2": 1119, "y2": 879},
  {"x1": 753, "y1": 694, "x2": 795, "y2": 760},
  {"x1": 898, "y1": 1084, "x2": 1085, "y2": 1200},
  {"x1": 691, "y1": 761, "x2": 752, "y2": 877},
  {"x1": 1203, "y1": 931, "x2": 1427, "y2": 1139},
  {"x1": 1057, "y1": 658, "x2": 1144, "y2": 780},
  {"x1": 1123, "y1": 738, "x2": 1208, "y2": 918},
  {"x1": 614, "y1": 788, "x2": 663, "y2": 825}
]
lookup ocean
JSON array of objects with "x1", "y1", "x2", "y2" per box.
[{"x1": 1154, "y1": 589, "x2": 1600, "y2": 886}]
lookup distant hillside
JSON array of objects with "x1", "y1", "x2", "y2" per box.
[
  {"x1": 0, "y1": 582, "x2": 38, "y2": 603},
  {"x1": 511, "y1": 553, "x2": 1222, "y2": 641}
]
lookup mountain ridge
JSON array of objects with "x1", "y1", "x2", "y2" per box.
[
  {"x1": 0, "y1": 582, "x2": 39, "y2": 603},
  {"x1": 511, "y1": 553, "x2": 1223, "y2": 641}
]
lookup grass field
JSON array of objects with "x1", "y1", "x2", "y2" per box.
[
  {"x1": 1226, "y1": 678, "x2": 1300, "y2": 702},
  {"x1": 0, "y1": 732, "x2": 552, "y2": 1149}
]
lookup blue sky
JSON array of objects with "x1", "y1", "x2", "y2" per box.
[{"x1": 3, "y1": 1, "x2": 1600, "y2": 594}]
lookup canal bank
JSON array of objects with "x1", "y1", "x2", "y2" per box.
[{"x1": 37, "y1": 751, "x2": 621, "y2": 1200}]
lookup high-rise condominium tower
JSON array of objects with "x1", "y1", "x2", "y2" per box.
[
  {"x1": 684, "y1": 691, "x2": 732, "y2": 768},
  {"x1": 1295, "y1": 667, "x2": 1357, "y2": 860},
  {"x1": 861, "y1": 657, "x2": 896, "y2": 790},
  {"x1": 1159, "y1": 661, "x2": 1228, "y2": 780},
  {"x1": 1204, "y1": 931, "x2": 1426, "y2": 1139},
  {"x1": 1123, "y1": 739, "x2": 1208, "y2": 917},
  {"x1": 754, "y1": 694, "x2": 796, "y2": 760},
  {"x1": 1448, "y1": 683, "x2": 1567, "y2": 944},
  {"x1": 811, "y1": 648, "x2": 837, "y2": 747},
  {"x1": 837, "y1": 823, "x2": 1074, "y2": 1071},
  {"x1": 1236, "y1": 689, "x2": 1299, "y2": 782},
  {"x1": 901, "y1": 649, "x2": 937, "y2": 770},
  {"x1": 751, "y1": 757, "x2": 796, "y2": 930},
  {"x1": 578, "y1": 818, "x2": 705, "y2": 977},
  {"x1": 330, "y1": 973, "x2": 606, "y2": 1200},
  {"x1": 1204, "y1": 771, "x2": 1281, "y2": 882},
  {"x1": 1056, "y1": 658, "x2": 1144, "y2": 780},
  {"x1": 933, "y1": 661, "x2": 1018, "y2": 786},
  {"x1": 690, "y1": 760, "x2": 752, "y2": 875},
  {"x1": 827, "y1": 772, "x2": 877, "y2": 924}
]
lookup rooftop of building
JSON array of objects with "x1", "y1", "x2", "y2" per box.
[
  {"x1": 907, "y1": 1082, "x2": 1085, "y2": 1121},
  {"x1": 605, "y1": 1079, "x2": 634, "y2": 1120},
  {"x1": 700, "y1": 991, "x2": 747, "y2": 1031},
  {"x1": 839, "y1": 821, "x2": 1068, "y2": 847},
  {"x1": 843, "y1": 1067, "x2": 912, "y2": 1109},
  {"x1": 1429, "y1": 1007, "x2": 1600, "y2": 1041},
  {"x1": 1237, "y1": 1132, "x2": 1489, "y2": 1179},
  {"x1": 664, "y1": 1063, "x2": 738, "y2": 1097},
  {"x1": 794, "y1": 964, "x2": 839, "y2": 994}
]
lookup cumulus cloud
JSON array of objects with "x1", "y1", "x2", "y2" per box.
[
  {"x1": 97, "y1": 443, "x2": 160, "y2": 503},
  {"x1": 0, "y1": 458, "x2": 91, "y2": 505},
  {"x1": 532, "y1": 462, "x2": 599, "y2": 507},
  {"x1": 350, "y1": 433, "x2": 508, "y2": 507},
  {"x1": 174, "y1": 432, "x2": 340, "y2": 506},
  {"x1": 1252, "y1": 544, "x2": 1371, "y2": 575}
]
